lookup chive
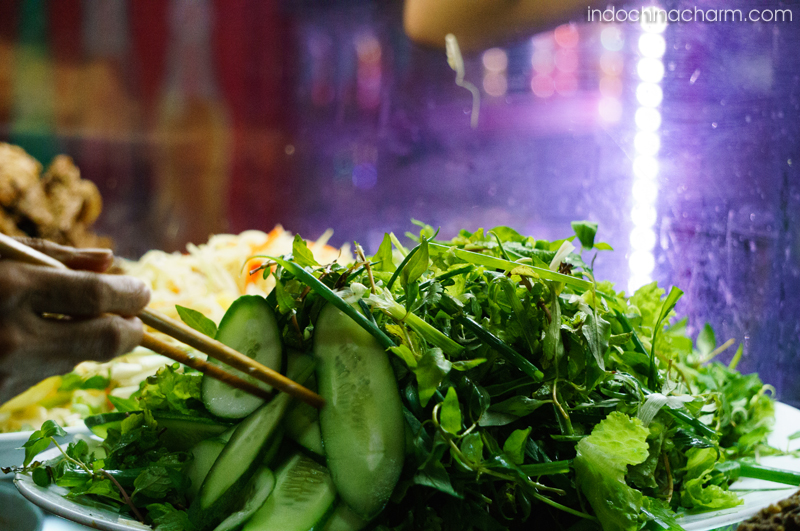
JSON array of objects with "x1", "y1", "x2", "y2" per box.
[
  {"x1": 519, "y1": 460, "x2": 572, "y2": 477},
  {"x1": 456, "y1": 315, "x2": 544, "y2": 382},
  {"x1": 739, "y1": 462, "x2": 800, "y2": 486},
  {"x1": 387, "y1": 244, "x2": 419, "y2": 290}
]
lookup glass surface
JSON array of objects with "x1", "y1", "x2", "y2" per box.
[{"x1": 0, "y1": 0, "x2": 797, "y2": 404}]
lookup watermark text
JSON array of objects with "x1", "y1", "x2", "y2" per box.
[{"x1": 587, "y1": 6, "x2": 792, "y2": 24}]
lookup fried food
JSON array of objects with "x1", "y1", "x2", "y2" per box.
[
  {"x1": 0, "y1": 143, "x2": 109, "y2": 248},
  {"x1": 738, "y1": 490, "x2": 800, "y2": 531}
]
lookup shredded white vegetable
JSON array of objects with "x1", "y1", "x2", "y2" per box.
[{"x1": 0, "y1": 226, "x2": 350, "y2": 432}]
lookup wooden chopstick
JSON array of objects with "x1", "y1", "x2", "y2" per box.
[
  {"x1": 139, "y1": 310, "x2": 324, "y2": 408},
  {"x1": 0, "y1": 233, "x2": 324, "y2": 409}
]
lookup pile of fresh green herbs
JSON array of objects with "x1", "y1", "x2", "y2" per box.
[{"x1": 5, "y1": 221, "x2": 794, "y2": 531}]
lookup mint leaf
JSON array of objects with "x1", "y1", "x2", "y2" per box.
[
  {"x1": 147, "y1": 503, "x2": 197, "y2": 531},
  {"x1": 22, "y1": 436, "x2": 52, "y2": 467},
  {"x1": 133, "y1": 466, "x2": 173, "y2": 500},
  {"x1": 176, "y1": 305, "x2": 217, "y2": 338},
  {"x1": 41, "y1": 420, "x2": 67, "y2": 439},
  {"x1": 292, "y1": 234, "x2": 319, "y2": 268}
]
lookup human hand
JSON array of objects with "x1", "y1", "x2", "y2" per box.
[{"x1": 0, "y1": 239, "x2": 151, "y2": 402}]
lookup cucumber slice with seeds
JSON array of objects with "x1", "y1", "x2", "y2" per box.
[
  {"x1": 314, "y1": 304, "x2": 405, "y2": 520},
  {"x1": 243, "y1": 452, "x2": 337, "y2": 531},
  {"x1": 190, "y1": 355, "x2": 315, "y2": 528},
  {"x1": 212, "y1": 466, "x2": 275, "y2": 531},
  {"x1": 202, "y1": 295, "x2": 284, "y2": 419}
]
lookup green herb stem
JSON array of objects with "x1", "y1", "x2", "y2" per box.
[
  {"x1": 428, "y1": 243, "x2": 592, "y2": 289},
  {"x1": 739, "y1": 462, "x2": 800, "y2": 486},
  {"x1": 455, "y1": 315, "x2": 544, "y2": 381},
  {"x1": 273, "y1": 258, "x2": 396, "y2": 349},
  {"x1": 380, "y1": 298, "x2": 463, "y2": 355}
]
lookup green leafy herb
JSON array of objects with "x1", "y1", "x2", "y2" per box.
[{"x1": 176, "y1": 305, "x2": 217, "y2": 338}]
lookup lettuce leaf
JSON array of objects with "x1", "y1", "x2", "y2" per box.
[
  {"x1": 574, "y1": 412, "x2": 650, "y2": 531},
  {"x1": 679, "y1": 448, "x2": 741, "y2": 511}
]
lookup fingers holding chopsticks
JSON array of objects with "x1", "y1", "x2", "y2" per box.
[
  {"x1": 0, "y1": 248, "x2": 151, "y2": 403},
  {"x1": 23, "y1": 265, "x2": 150, "y2": 317},
  {"x1": 11, "y1": 237, "x2": 115, "y2": 272}
]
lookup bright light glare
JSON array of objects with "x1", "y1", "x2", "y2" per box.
[
  {"x1": 638, "y1": 33, "x2": 666, "y2": 58},
  {"x1": 630, "y1": 227, "x2": 656, "y2": 251},
  {"x1": 482, "y1": 48, "x2": 508, "y2": 72},
  {"x1": 598, "y1": 97, "x2": 623, "y2": 122},
  {"x1": 600, "y1": 76, "x2": 623, "y2": 98},
  {"x1": 641, "y1": 7, "x2": 668, "y2": 33},
  {"x1": 632, "y1": 179, "x2": 658, "y2": 203},
  {"x1": 636, "y1": 83, "x2": 663, "y2": 107},
  {"x1": 483, "y1": 73, "x2": 508, "y2": 96},
  {"x1": 633, "y1": 156, "x2": 659, "y2": 180},
  {"x1": 532, "y1": 50, "x2": 555, "y2": 74},
  {"x1": 631, "y1": 204, "x2": 657, "y2": 227},
  {"x1": 637, "y1": 58, "x2": 665, "y2": 83},
  {"x1": 599, "y1": 52, "x2": 624, "y2": 76},
  {"x1": 600, "y1": 26, "x2": 625, "y2": 51},
  {"x1": 635, "y1": 107, "x2": 662, "y2": 131},
  {"x1": 555, "y1": 49, "x2": 578, "y2": 73},
  {"x1": 629, "y1": 250, "x2": 656, "y2": 274},
  {"x1": 554, "y1": 24, "x2": 580, "y2": 48},
  {"x1": 634, "y1": 131, "x2": 661, "y2": 156},
  {"x1": 531, "y1": 75, "x2": 554, "y2": 98},
  {"x1": 628, "y1": 275, "x2": 653, "y2": 293}
]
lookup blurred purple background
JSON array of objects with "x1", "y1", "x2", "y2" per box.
[{"x1": 0, "y1": 0, "x2": 798, "y2": 403}]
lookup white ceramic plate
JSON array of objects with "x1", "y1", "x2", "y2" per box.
[
  {"x1": 13, "y1": 403, "x2": 800, "y2": 531},
  {"x1": 0, "y1": 426, "x2": 90, "y2": 469}
]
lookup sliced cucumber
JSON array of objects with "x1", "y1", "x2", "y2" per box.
[
  {"x1": 191, "y1": 356, "x2": 315, "y2": 528},
  {"x1": 285, "y1": 380, "x2": 325, "y2": 457},
  {"x1": 243, "y1": 453, "x2": 337, "y2": 531},
  {"x1": 313, "y1": 304, "x2": 405, "y2": 519},
  {"x1": 323, "y1": 502, "x2": 370, "y2": 531},
  {"x1": 213, "y1": 466, "x2": 275, "y2": 531},
  {"x1": 202, "y1": 295, "x2": 285, "y2": 419},
  {"x1": 85, "y1": 411, "x2": 233, "y2": 451},
  {"x1": 187, "y1": 438, "x2": 227, "y2": 502}
]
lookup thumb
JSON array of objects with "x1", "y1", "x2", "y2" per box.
[{"x1": 11, "y1": 237, "x2": 114, "y2": 272}]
